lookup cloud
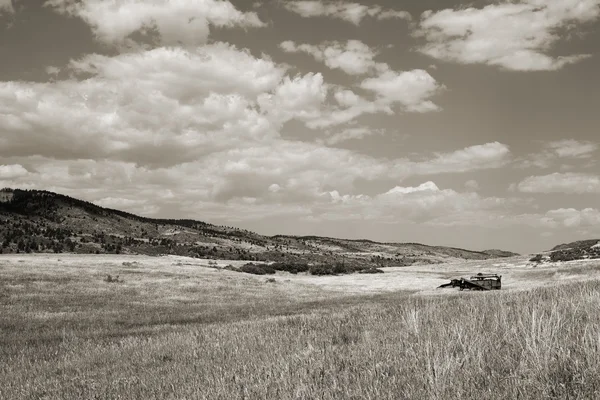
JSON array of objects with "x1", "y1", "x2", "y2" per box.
[
  {"x1": 322, "y1": 127, "x2": 384, "y2": 145},
  {"x1": 285, "y1": 68, "x2": 443, "y2": 130},
  {"x1": 416, "y1": 0, "x2": 600, "y2": 71},
  {"x1": 316, "y1": 181, "x2": 514, "y2": 225},
  {"x1": 0, "y1": 164, "x2": 28, "y2": 179},
  {"x1": 1, "y1": 139, "x2": 513, "y2": 224},
  {"x1": 546, "y1": 139, "x2": 598, "y2": 158},
  {"x1": 518, "y1": 139, "x2": 598, "y2": 168},
  {"x1": 516, "y1": 172, "x2": 600, "y2": 194},
  {"x1": 45, "y1": 0, "x2": 265, "y2": 47},
  {"x1": 0, "y1": 43, "x2": 293, "y2": 167},
  {"x1": 282, "y1": 1, "x2": 411, "y2": 25},
  {"x1": 0, "y1": 0, "x2": 14, "y2": 14},
  {"x1": 45, "y1": 66, "x2": 60, "y2": 76},
  {"x1": 377, "y1": 10, "x2": 411, "y2": 21},
  {"x1": 258, "y1": 72, "x2": 328, "y2": 123},
  {"x1": 360, "y1": 68, "x2": 443, "y2": 112},
  {"x1": 465, "y1": 180, "x2": 479, "y2": 191},
  {"x1": 280, "y1": 40, "x2": 382, "y2": 75},
  {"x1": 543, "y1": 208, "x2": 600, "y2": 228},
  {"x1": 415, "y1": 142, "x2": 511, "y2": 175}
]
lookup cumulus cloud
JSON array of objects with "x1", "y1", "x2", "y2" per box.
[
  {"x1": 0, "y1": 43, "x2": 294, "y2": 167},
  {"x1": 282, "y1": 1, "x2": 411, "y2": 25},
  {"x1": 542, "y1": 208, "x2": 600, "y2": 229},
  {"x1": 0, "y1": 0, "x2": 14, "y2": 14},
  {"x1": 45, "y1": 0, "x2": 265, "y2": 47},
  {"x1": 0, "y1": 164, "x2": 28, "y2": 179},
  {"x1": 360, "y1": 68, "x2": 443, "y2": 112},
  {"x1": 280, "y1": 40, "x2": 382, "y2": 75},
  {"x1": 258, "y1": 72, "x2": 328, "y2": 124},
  {"x1": 516, "y1": 172, "x2": 600, "y2": 194},
  {"x1": 416, "y1": 0, "x2": 600, "y2": 71}
]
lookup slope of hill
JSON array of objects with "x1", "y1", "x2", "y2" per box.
[
  {"x1": 482, "y1": 249, "x2": 520, "y2": 258},
  {"x1": 0, "y1": 188, "x2": 517, "y2": 267},
  {"x1": 547, "y1": 239, "x2": 600, "y2": 262}
]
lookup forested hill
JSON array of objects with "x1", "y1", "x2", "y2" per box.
[{"x1": 0, "y1": 188, "x2": 519, "y2": 267}]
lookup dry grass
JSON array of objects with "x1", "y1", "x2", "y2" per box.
[{"x1": 2, "y1": 254, "x2": 600, "y2": 399}]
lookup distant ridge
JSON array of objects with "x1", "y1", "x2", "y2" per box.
[
  {"x1": 482, "y1": 249, "x2": 520, "y2": 258},
  {"x1": 0, "y1": 188, "x2": 519, "y2": 266}
]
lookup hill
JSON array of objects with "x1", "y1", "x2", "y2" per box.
[
  {"x1": 547, "y1": 239, "x2": 600, "y2": 262},
  {"x1": 482, "y1": 249, "x2": 520, "y2": 258},
  {"x1": 0, "y1": 188, "x2": 518, "y2": 268}
]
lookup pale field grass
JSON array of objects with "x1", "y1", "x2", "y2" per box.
[
  {"x1": 283, "y1": 255, "x2": 600, "y2": 294},
  {"x1": 2, "y1": 254, "x2": 600, "y2": 399}
]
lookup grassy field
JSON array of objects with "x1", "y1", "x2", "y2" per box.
[{"x1": 2, "y1": 254, "x2": 600, "y2": 399}]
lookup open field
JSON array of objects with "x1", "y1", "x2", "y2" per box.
[{"x1": 2, "y1": 254, "x2": 600, "y2": 399}]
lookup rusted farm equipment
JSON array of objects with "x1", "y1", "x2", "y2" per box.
[{"x1": 438, "y1": 273, "x2": 501, "y2": 291}]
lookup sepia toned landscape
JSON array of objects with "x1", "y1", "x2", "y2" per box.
[{"x1": 2, "y1": 0, "x2": 600, "y2": 399}]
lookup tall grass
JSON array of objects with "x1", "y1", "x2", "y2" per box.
[{"x1": 2, "y1": 261, "x2": 600, "y2": 399}]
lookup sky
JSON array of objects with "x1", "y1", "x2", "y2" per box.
[{"x1": 0, "y1": 0, "x2": 599, "y2": 254}]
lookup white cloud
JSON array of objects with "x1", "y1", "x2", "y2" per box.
[
  {"x1": 282, "y1": 1, "x2": 411, "y2": 25},
  {"x1": 416, "y1": 0, "x2": 600, "y2": 71},
  {"x1": 377, "y1": 10, "x2": 412, "y2": 21},
  {"x1": 516, "y1": 172, "x2": 600, "y2": 194},
  {"x1": 45, "y1": 66, "x2": 60, "y2": 76},
  {"x1": 0, "y1": 43, "x2": 293, "y2": 167},
  {"x1": 1, "y1": 139, "x2": 513, "y2": 224},
  {"x1": 322, "y1": 127, "x2": 384, "y2": 145},
  {"x1": 0, "y1": 164, "x2": 28, "y2": 179},
  {"x1": 316, "y1": 181, "x2": 512, "y2": 225},
  {"x1": 539, "y1": 208, "x2": 600, "y2": 229},
  {"x1": 414, "y1": 142, "x2": 511, "y2": 175},
  {"x1": 465, "y1": 180, "x2": 479, "y2": 191},
  {"x1": 45, "y1": 0, "x2": 265, "y2": 47},
  {"x1": 280, "y1": 40, "x2": 381, "y2": 75},
  {"x1": 546, "y1": 139, "x2": 598, "y2": 158},
  {"x1": 0, "y1": 0, "x2": 14, "y2": 14},
  {"x1": 518, "y1": 139, "x2": 598, "y2": 168},
  {"x1": 258, "y1": 72, "x2": 328, "y2": 124},
  {"x1": 360, "y1": 68, "x2": 443, "y2": 112}
]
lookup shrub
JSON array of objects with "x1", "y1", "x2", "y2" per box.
[
  {"x1": 309, "y1": 264, "x2": 336, "y2": 275},
  {"x1": 223, "y1": 264, "x2": 239, "y2": 272},
  {"x1": 529, "y1": 254, "x2": 543, "y2": 263},
  {"x1": 239, "y1": 263, "x2": 275, "y2": 275},
  {"x1": 358, "y1": 267, "x2": 384, "y2": 274},
  {"x1": 269, "y1": 262, "x2": 309, "y2": 274},
  {"x1": 104, "y1": 274, "x2": 122, "y2": 283},
  {"x1": 550, "y1": 250, "x2": 581, "y2": 262}
]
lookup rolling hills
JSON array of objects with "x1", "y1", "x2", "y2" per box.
[{"x1": 0, "y1": 188, "x2": 519, "y2": 267}]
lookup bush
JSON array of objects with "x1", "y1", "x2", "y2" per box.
[
  {"x1": 269, "y1": 262, "x2": 309, "y2": 274},
  {"x1": 550, "y1": 250, "x2": 581, "y2": 262},
  {"x1": 104, "y1": 274, "x2": 122, "y2": 283},
  {"x1": 358, "y1": 267, "x2": 384, "y2": 274},
  {"x1": 239, "y1": 263, "x2": 275, "y2": 275},
  {"x1": 309, "y1": 264, "x2": 336, "y2": 275},
  {"x1": 529, "y1": 254, "x2": 543, "y2": 263}
]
